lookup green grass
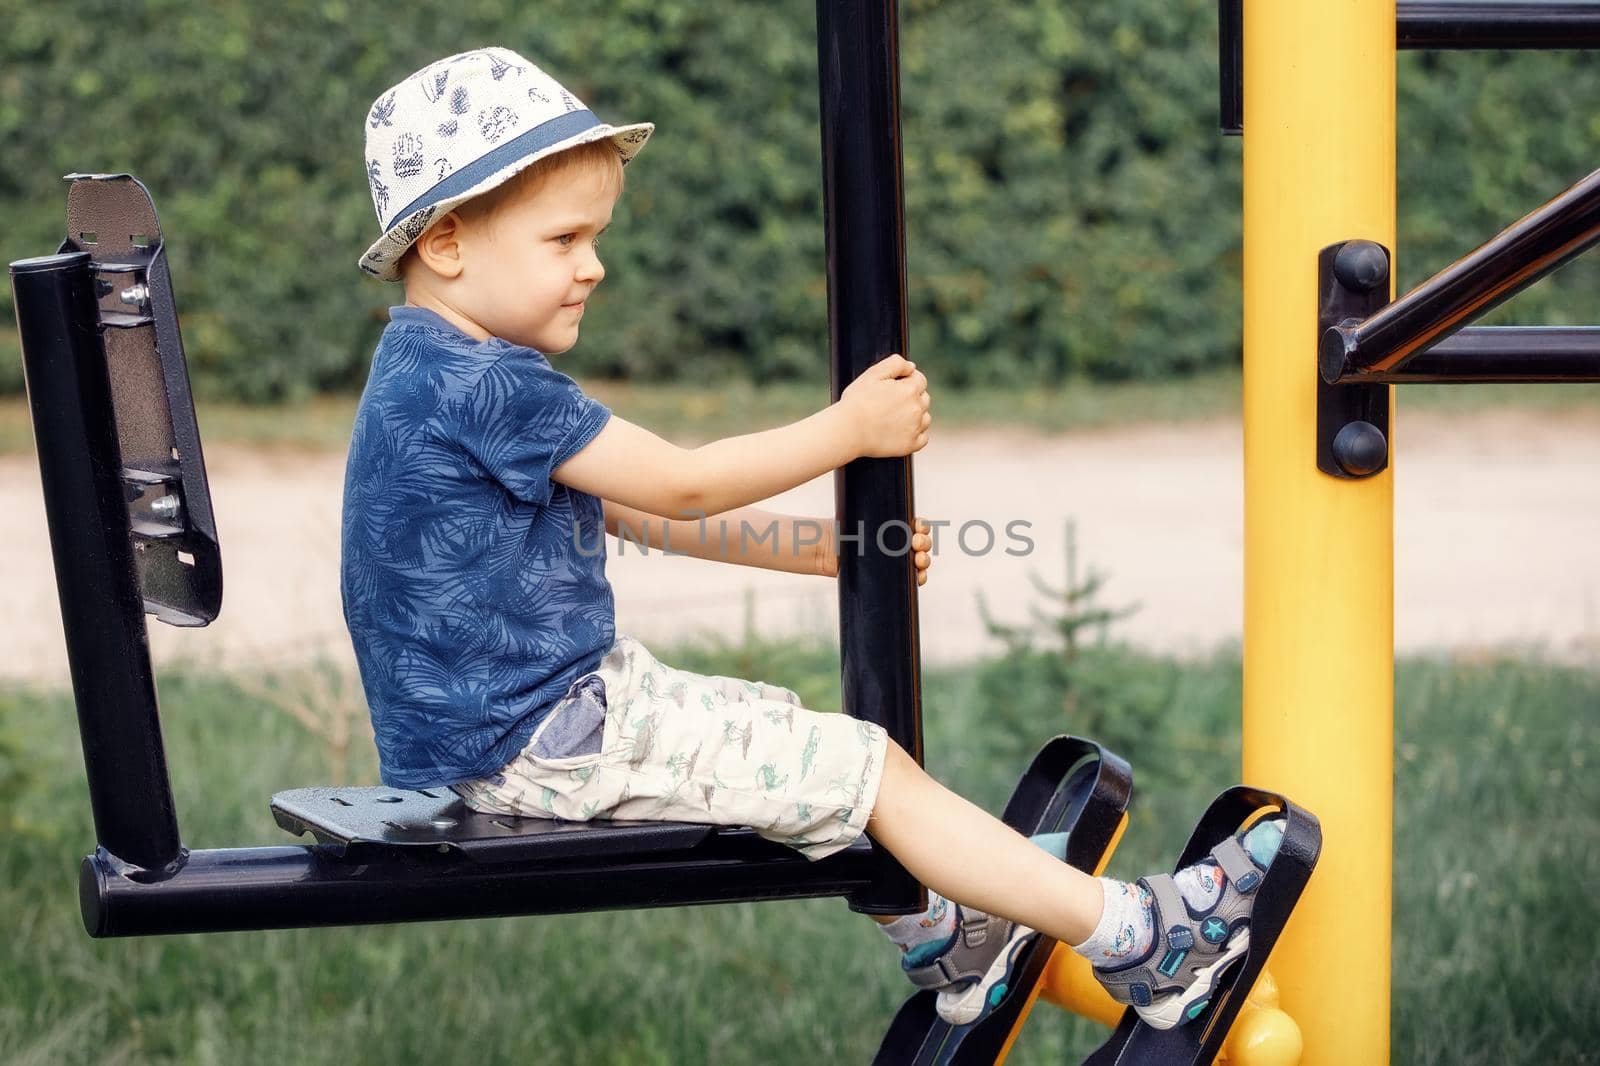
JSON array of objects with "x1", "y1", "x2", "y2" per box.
[
  {"x1": 1, "y1": 641, "x2": 1597, "y2": 1064},
  {"x1": 3, "y1": 372, "x2": 1596, "y2": 453}
]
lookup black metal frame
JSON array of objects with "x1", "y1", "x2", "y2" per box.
[
  {"x1": 1315, "y1": 166, "x2": 1600, "y2": 477},
  {"x1": 1082, "y1": 791, "x2": 1320, "y2": 1066},
  {"x1": 1320, "y1": 166, "x2": 1600, "y2": 384},
  {"x1": 875, "y1": 737, "x2": 1134, "y2": 1066},
  {"x1": 11, "y1": 0, "x2": 931, "y2": 937},
  {"x1": 16, "y1": 11, "x2": 1334, "y2": 1062},
  {"x1": 1219, "y1": 0, "x2": 1600, "y2": 134}
]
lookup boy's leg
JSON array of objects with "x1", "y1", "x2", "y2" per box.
[
  {"x1": 866, "y1": 740, "x2": 1285, "y2": 1028},
  {"x1": 867, "y1": 740, "x2": 1106, "y2": 946}
]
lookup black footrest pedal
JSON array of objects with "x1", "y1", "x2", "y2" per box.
[
  {"x1": 1082, "y1": 787, "x2": 1321, "y2": 1066},
  {"x1": 874, "y1": 735, "x2": 1133, "y2": 1066}
]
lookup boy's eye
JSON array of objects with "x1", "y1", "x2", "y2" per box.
[{"x1": 555, "y1": 233, "x2": 601, "y2": 248}]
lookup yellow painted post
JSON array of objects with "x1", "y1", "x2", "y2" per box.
[{"x1": 1242, "y1": 2, "x2": 1395, "y2": 1064}]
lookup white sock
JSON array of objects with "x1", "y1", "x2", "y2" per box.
[
  {"x1": 879, "y1": 893, "x2": 958, "y2": 960},
  {"x1": 1072, "y1": 877, "x2": 1156, "y2": 965}
]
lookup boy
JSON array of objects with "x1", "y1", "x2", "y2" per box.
[{"x1": 346, "y1": 47, "x2": 1282, "y2": 1031}]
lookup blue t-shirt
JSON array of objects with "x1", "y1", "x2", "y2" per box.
[{"x1": 340, "y1": 305, "x2": 614, "y2": 789}]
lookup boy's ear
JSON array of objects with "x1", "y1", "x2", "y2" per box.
[{"x1": 413, "y1": 212, "x2": 468, "y2": 280}]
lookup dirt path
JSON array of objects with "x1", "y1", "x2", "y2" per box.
[{"x1": 2, "y1": 409, "x2": 1596, "y2": 685}]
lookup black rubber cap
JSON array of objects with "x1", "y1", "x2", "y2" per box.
[
  {"x1": 9, "y1": 250, "x2": 92, "y2": 275},
  {"x1": 1332, "y1": 420, "x2": 1388, "y2": 477},
  {"x1": 1333, "y1": 241, "x2": 1388, "y2": 293}
]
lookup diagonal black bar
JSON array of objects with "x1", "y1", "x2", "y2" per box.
[
  {"x1": 1351, "y1": 326, "x2": 1600, "y2": 383},
  {"x1": 816, "y1": 0, "x2": 925, "y2": 915},
  {"x1": 1321, "y1": 166, "x2": 1600, "y2": 382},
  {"x1": 1399, "y1": 2, "x2": 1600, "y2": 48}
]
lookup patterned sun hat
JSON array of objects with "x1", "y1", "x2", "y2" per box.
[{"x1": 359, "y1": 47, "x2": 653, "y2": 281}]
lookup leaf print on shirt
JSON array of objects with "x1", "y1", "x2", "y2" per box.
[
  {"x1": 755, "y1": 764, "x2": 789, "y2": 792},
  {"x1": 341, "y1": 316, "x2": 614, "y2": 789},
  {"x1": 763, "y1": 705, "x2": 795, "y2": 732}
]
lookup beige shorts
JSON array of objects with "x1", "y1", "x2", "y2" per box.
[{"x1": 450, "y1": 634, "x2": 889, "y2": 861}]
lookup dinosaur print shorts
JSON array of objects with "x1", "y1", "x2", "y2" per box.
[{"x1": 449, "y1": 633, "x2": 889, "y2": 861}]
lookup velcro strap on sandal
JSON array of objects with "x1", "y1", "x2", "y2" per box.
[
  {"x1": 1141, "y1": 874, "x2": 1196, "y2": 951},
  {"x1": 904, "y1": 956, "x2": 960, "y2": 990},
  {"x1": 960, "y1": 908, "x2": 990, "y2": 949},
  {"x1": 1211, "y1": 835, "x2": 1264, "y2": 893}
]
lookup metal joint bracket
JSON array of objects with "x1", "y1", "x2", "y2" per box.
[{"x1": 1317, "y1": 241, "x2": 1392, "y2": 480}]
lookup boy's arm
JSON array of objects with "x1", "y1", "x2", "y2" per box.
[
  {"x1": 553, "y1": 355, "x2": 929, "y2": 518},
  {"x1": 603, "y1": 502, "x2": 935, "y2": 585},
  {"x1": 603, "y1": 501, "x2": 832, "y2": 576}
]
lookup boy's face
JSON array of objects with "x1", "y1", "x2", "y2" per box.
[{"x1": 451, "y1": 162, "x2": 620, "y2": 355}]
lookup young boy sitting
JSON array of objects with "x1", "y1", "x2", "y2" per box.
[{"x1": 346, "y1": 47, "x2": 1283, "y2": 1031}]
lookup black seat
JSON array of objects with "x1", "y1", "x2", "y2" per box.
[{"x1": 270, "y1": 784, "x2": 716, "y2": 860}]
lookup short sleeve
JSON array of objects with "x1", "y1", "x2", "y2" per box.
[{"x1": 454, "y1": 352, "x2": 611, "y2": 506}]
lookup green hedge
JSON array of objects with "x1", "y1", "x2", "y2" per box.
[{"x1": 1, "y1": 0, "x2": 1596, "y2": 400}]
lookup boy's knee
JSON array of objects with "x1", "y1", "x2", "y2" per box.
[{"x1": 871, "y1": 737, "x2": 921, "y2": 818}]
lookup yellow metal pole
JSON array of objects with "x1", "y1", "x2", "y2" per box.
[{"x1": 1242, "y1": 2, "x2": 1395, "y2": 1064}]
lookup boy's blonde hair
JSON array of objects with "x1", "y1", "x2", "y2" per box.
[{"x1": 399, "y1": 140, "x2": 626, "y2": 282}]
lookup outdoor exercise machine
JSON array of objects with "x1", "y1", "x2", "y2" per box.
[
  {"x1": 46, "y1": 0, "x2": 1600, "y2": 1063},
  {"x1": 9, "y1": 165, "x2": 1318, "y2": 1066}
]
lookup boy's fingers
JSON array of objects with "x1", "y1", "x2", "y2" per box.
[{"x1": 914, "y1": 550, "x2": 930, "y2": 568}]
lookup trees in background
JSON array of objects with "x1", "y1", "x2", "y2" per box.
[{"x1": 2, "y1": 0, "x2": 1594, "y2": 400}]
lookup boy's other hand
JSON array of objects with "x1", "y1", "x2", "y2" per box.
[
  {"x1": 838, "y1": 354, "x2": 932, "y2": 459},
  {"x1": 911, "y1": 517, "x2": 933, "y2": 586},
  {"x1": 817, "y1": 516, "x2": 935, "y2": 586}
]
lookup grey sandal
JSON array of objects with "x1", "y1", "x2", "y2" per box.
[
  {"x1": 902, "y1": 906, "x2": 1037, "y2": 1025},
  {"x1": 1093, "y1": 835, "x2": 1266, "y2": 1030}
]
